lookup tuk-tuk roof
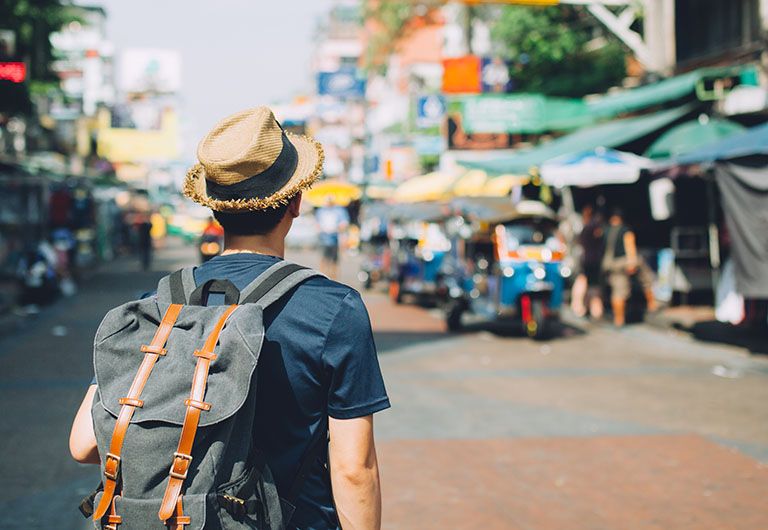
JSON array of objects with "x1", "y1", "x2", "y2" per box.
[{"x1": 387, "y1": 201, "x2": 448, "y2": 223}]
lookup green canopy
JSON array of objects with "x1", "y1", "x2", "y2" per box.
[
  {"x1": 644, "y1": 117, "x2": 746, "y2": 159},
  {"x1": 585, "y1": 65, "x2": 757, "y2": 118},
  {"x1": 460, "y1": 105, "x2": 692, "y2": 175}
]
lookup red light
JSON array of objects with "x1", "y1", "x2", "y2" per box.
[{"x1": 0, "y1": 62, "x2": 26, "y2": 83}]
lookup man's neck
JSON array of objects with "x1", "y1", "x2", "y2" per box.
[{"x1": 223, "y1": 233, "x2": 285, "y2": 259}]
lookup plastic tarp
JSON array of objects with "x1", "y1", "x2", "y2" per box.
[
  {"x1": 645, "y1": 117, "x2": 746, "y2": 159},
  {"x1": 461, "y1": 105, "x2": 691, "y2": 175},
  {"x1": 657, "y1": 121, "x2": 768, "y2": 167},
  {"x1": 714, "y1": 158, "x2": 768, "y2": 298}
]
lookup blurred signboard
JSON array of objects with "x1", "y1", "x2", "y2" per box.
[
  {"x1": 317, "y1": 69, "x2": 366, "y2": 98},
  {"x1": 442, "y1": 55, "x2": 482, "y2": 94},
  {"x1": 447, "y1": 113, "x2": 514, "y2": 150},
  {"x1": 481, "y1": 57, "x2": 513, "y2": 93},
  {"x1": 413, "y1": 135, "x2": 447, "y2": 156},
  {"x1": 119, "y1": 48, "x2": 181, "y2": 94},
  {"x1": 416, "y1": 95, "x2": 446, "y2": 128},
  {"x1": 0, "y1": 62, "x2": 26, "y2": 83},
  {"x1": 97, "y1": 108, "x2": 179, "y2": 163},
  {"x1": 460, "y1": 94, "x2": 592, "y2": 134}
]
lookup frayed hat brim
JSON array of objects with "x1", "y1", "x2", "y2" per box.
[{"x1": 183, "y1": 132, "x2": 324, "y2": 212}]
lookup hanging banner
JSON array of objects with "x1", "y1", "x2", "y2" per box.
[
  {"x1": 442, "y1": 55, "x2": 481, "y2": 94},
  {"x1": 460, "y1": 94, "x2": 593, "y2": 134},
  {"x1": 481, "y1": 57, "x2": 513, "y2": 93}
]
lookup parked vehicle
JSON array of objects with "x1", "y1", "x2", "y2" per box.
[
  {"x1": 386, "y1": 202, "x2": 451, "y2": 306},
  {"x1": 441, "y1": 198, "x2": 568, "y2": 339}
]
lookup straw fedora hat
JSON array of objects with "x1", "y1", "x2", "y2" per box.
[{"x1": 183, "y1": 107, "x2": 324, "y2": 212}]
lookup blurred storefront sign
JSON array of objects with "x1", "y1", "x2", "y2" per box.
[
  {"x1": 416, "y1": 95, "x2": 446, "y2": 128},
  {"x1": 442, "y1": 55, "x2": 482, "y2": 94},
  {"x1": 97, "y1": 108, "x2": 179, "y2": 163},
  {"x1": 119, "y1": 48, "x2": 181, "y2": 94},
  {"x1": 447, "y1": 113, "x2": 514, "y2": 150},
  {"x1": 460, "y1": 94, "x2": 592, "y2": 134},
  {"x1": 0, "y1": 62, "x2": 26, "y2": 83},
  {"x1": 317, "y1": 68, "x2": 366, "y2": 98},
  {"x1": 413, "y1": 135, "x2": 447, "y2": 156},
  {"x1": 481, "y1": 57, "x2": 513, "y2": 93}
]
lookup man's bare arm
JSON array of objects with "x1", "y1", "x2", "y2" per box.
[
  {"x1": 328, "y1": 415, "x2": 382, "y2": 530},
  {"x1": 623, "y1": 231, "x2": 638, "y2": 273},
  {"x1": 69, "y1": 384, "x2": 100, "y2": 464}
]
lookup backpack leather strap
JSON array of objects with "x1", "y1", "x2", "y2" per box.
[
  {"x1": 104, "y1": 494, "x2": 121, "y2": 530},
  {"x1": 165, "y1": 497, "x2": 190, "y2": 529},
  {"x1": 158, "y1": 305, "x2": 239, "y2": 522},
  {"x1": 93, "y1": 303, "x2": 183, "y2": 521}
]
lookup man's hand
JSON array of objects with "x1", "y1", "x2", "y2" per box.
[
  {"x1": 328, "y1": 415, "x2": 382, "y2": 530},
  {"x1": 69, "y1": 384, "x2": 100, "y2": 464}
]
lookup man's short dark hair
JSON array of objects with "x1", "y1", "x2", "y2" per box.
[{"x1": 213, "y1": 203, "x2": 290, "y2": 235}]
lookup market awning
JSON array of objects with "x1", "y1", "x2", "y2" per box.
[
  {"x1": 645, "y1": 117, "x2": 746, "y2": 159},
  {"x1": 481, "y1": 174, "x2": 530, "y2": 197},
  {"x1": 657, "y1": 121, "x2": 768, "y2": 167},
  {"x1": 586, "y1": 65, "x2": 757, "y2": 118},
  {"x1": 393, "y1": 172, "x2": 456, "y2": 203},
  {"x1": 451, "y1": 169, "x2": 488, "y2": 197},
  {"x1": 460, "y1": 105, "x2": 692, "y2": 175}
]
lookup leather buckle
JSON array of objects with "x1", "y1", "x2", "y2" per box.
[
  {"x1": 141, "y1": 344, "x2": 167, "y2": 355},
  {"x1": 169, "y1": 452, "x2": 193, "y2": 480},
  {"x1": 193, "y1": 349, "x2": 217, "y2": 361},
  {"x1": 104, "y1": 453, "x2": 121, "y2": 481}
]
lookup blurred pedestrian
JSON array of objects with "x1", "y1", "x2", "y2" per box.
[
  {"x1": 135, "y1": 213, "x2": 153, "y2": 271},
  {"x1": 315, "y1": 195, "x2": 349, "y2": 280},
  {"x1": 601, "y1": 208, "x2": 658, "y2": 326},
  {"x1": 570, "y1": 205, "x2": 605, "y2": 319}
]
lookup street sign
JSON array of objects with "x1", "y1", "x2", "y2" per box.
[
  {"x1": 317, "y1": 69, "x2": 366, "y2": 99},
  {"x1": 416, "y1": 95, "x2": 446, "y2": 128}
]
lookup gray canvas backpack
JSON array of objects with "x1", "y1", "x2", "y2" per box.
[{"x1": 87, "y1": 261, "x2": 326, "y2": 530}]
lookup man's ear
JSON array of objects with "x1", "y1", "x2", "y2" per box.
[{"x1": 288, "y1": 193, "x2": 302, "y2": 218}]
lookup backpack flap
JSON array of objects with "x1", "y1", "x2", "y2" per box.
[{"x1": 94, "y1": 300, "x2": 264, "y2": 427}]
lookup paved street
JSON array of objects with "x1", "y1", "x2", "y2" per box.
[{"x1": 1, "y1": 240, "x2": 767, "y2": 529}]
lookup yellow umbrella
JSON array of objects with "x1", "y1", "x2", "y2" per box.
[
  {"x1": 482, "y1": 174, "x2": 529, "y2": 197},
  {"x1": 304, "y1": 179, "x2": 362, "y2": 207},
  {"x1": 451, "y1": 169, "x2": 488, "y2": 197},
  {"x1": 393, "y1": 172, "x2": 456, "y2": 203}
]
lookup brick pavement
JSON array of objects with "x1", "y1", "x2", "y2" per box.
[
  {"x1": 362, "y1": 281, "x2": 768, "y2": 529},
  {"x1": 1, "y1": 243, "x2": 767, "y2": 529}
]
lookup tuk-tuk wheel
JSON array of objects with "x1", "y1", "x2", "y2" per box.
[{"x1": 527, "y1": 298, "x2": 548, "y2": 340}]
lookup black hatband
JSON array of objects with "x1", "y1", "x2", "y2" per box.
[{"x1": 205, "y1": 133, "x2": 299, "y2": 201}]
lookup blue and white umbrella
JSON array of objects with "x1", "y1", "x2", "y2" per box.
[{"x1": 540, "y1": 147, "x2": 653, "y2": 188}]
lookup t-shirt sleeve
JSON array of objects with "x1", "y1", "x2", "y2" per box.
[{"x1": 323, "y1": 290, "x2": 390, "y2": 419}]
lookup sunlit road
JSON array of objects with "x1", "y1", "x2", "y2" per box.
[{"x1": 1, "y1": 239, "x2": 767, "y2": 529}]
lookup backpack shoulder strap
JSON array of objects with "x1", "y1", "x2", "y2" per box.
[
  {"x1": 238, "y1": 260, "x2": 325, "y2": 307},
  {"x1": 157, "y1": 266, "x2": 196, "y2": 305}
]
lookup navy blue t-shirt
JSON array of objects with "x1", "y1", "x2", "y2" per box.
[{"x1": 94, "y1": 253, "x2": 390, "y2": 529}]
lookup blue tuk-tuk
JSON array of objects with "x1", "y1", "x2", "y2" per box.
[
  {"x1": 441, "y1": 198, "x2": 569, "y2": 339},
  {"x1": 386, "y1": 202, "x2": 452, "y2": 305}
]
